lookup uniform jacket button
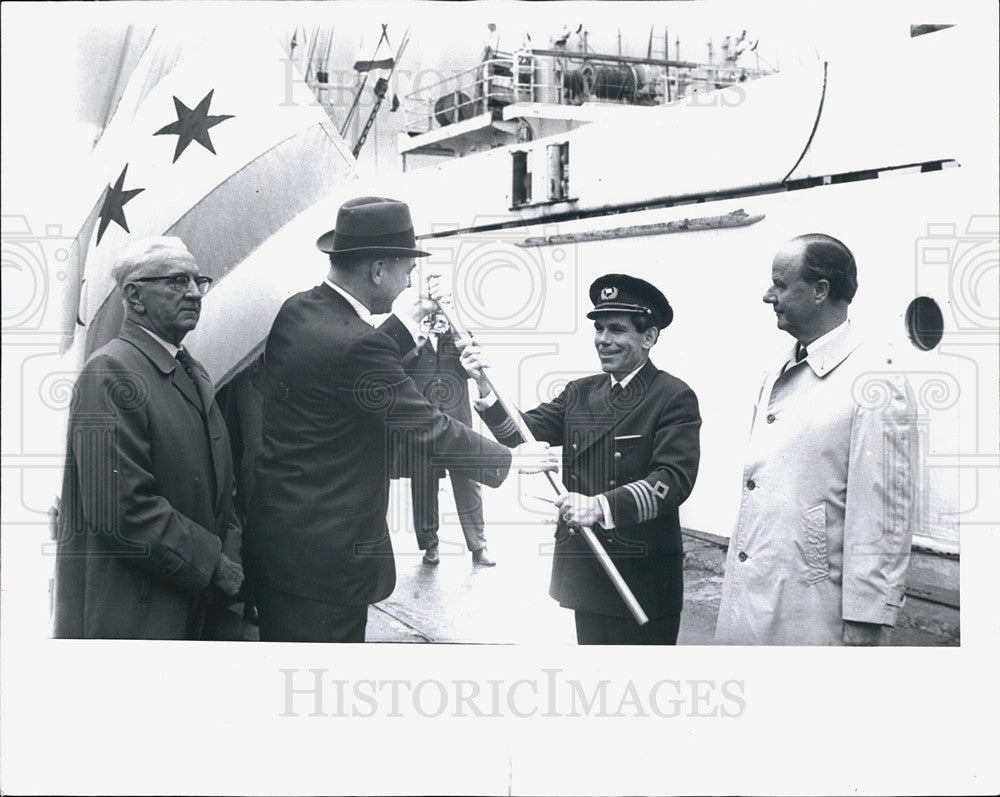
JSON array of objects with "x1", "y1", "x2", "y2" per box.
[
  {"x1": 738, "y1": 551, "x2": 748, "y2": 562},
  {"x1": 608, "y1": 480, "x2": 616, "y2": 488},
  {"x1": 571, "y1": 443, "x2": 578, "y2": 451},
  {"x1": 746, "y1": 479, "x2": 756, "y2": 490},
  {"x1": 614, "y1": 451, "x2": 622, "y2": 461},
  {"x1": 766, "y1": 413, "x2": 776, "y2": 423}
]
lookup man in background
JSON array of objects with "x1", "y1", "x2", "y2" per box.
[{"x1": 399, "y1": 311, "x2": 495, "y2": 567}]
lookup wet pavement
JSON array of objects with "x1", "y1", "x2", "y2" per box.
[
  {"x1": 367, "y1": 477, "x2": 958, "y2": 646},
  {"x1": 368, "y1": 477, "x2": 734, "y2": 645}
]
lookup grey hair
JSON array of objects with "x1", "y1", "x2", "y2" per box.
[{"x1": 111, "y1": 236, "x2": 196, "y2": 289}]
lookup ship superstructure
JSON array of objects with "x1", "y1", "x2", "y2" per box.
[{"x1": 397, "y1": 30, "x2": 773, "y2": 167}]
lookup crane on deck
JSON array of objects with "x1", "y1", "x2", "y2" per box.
[{"x1": 341, "y1": 25, "x2": 411, "y2": 159}]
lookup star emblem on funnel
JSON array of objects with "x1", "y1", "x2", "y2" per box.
[
  {"x1": 96, "y1": 165, "x2": 144, "y2": 245},
  {"x1": 154, "y1": 89, "x2": 234, "y2": 162}
]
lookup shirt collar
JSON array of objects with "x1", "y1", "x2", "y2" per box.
[
  {"x1": 136, "y1": 325, "x2": 180, "y2": 357},
  {"x1": 325, "y1": 279, "x2": 376, "y2": 327},
  {"x1": 805, "y1": 318, "x2": 850, "y2": 359},
  {"x1": 787, "y1": 319, "x2": 860, "y2": 377},
  {"x1": 611, "y1": 360, "x2": 646, "y2": 389}
]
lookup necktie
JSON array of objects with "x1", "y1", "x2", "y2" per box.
[
  {"x1": 795, "y1": 344, "x2": 808, "y2": 363},
  {"x1": 175, "y1": 349, "x2": 200, "y2": 394},
  {"x1": 611, "y1": 382, "x2": 624, "y2": 401},
  {"x1": 176, "y1": 349, "x2": 214, "y2": 492}
]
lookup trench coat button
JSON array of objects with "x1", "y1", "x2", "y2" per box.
[
  {"x1": 738, "y1": 551, "x2": 748, "y2": 562},
  {"x1": 746, "y1": 479, "x2": 756, "y2": 490},
  {"x1": 614, "y1": 451, "x2": 622, "y2": 461},
  {"x1": 609, "y1": 480, "x2": 616, "y2": 488},
  {"x1": 766, "y1": 413, "x2": 775, "y2": 424}
]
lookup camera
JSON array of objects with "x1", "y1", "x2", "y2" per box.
[
  {"x1": 2, "y1": 215, "x2": 74, "y2": 333},
  {"x1": 422, "y1": 216, "x2": 578, "y2": 336},
  {"x1": 913, "y1": 215, "x2": 999, "y2": 338}
]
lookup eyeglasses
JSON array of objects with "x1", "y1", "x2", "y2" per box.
[{"x1": 131, "y1": 274, "x2": 213, "y2": 295}]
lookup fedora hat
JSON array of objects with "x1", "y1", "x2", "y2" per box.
[
  {"x1": 586, "y1": 273, "x2": 673, "y2": 329},
  {"x1": 316, "y1": 196, "x2": 430, "y2": 258}
]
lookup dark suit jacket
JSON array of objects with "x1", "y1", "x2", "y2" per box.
[
  {"x1": 53, "y1": 321, "x2": 241, "y2": 638},
  {"x1": 246, "y1": 283, "x2": 512, "y2": 607},
  {"x1": 481, "y1": 360, "x2": 701, "y2": 618},
  {"x1": 400, "y1": 332, "x2": 473, "y2": 424},
  {"x1": 393, "y1": 332, "x2": 473, "y2": 479}
]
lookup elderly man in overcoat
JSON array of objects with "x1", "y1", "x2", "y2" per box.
[
  {"x1": 53, "y1": 237, "x2": 244, "y2": 639},
  {"x1": 245, "y1": 197, "x2": 556, "y2": 642},
  {"x1": 715, "y1": 234, "x2": 919, "y2": 646},
  {"x1": 461, "y1": 274, "x2": 702, "y2": 645}
]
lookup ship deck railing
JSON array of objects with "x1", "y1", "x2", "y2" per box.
[{"x1": 401, "y1": 49, "x2": 775, "y2": 138}]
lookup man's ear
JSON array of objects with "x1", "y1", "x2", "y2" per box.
[
  {"x1": 369, "y1": 258, "x2": 386, "y2": 285},
  {"x1": 642, "y1": 327, "x2": 660, "y2": 350},
  {"x1": 122, "y1": 283, "x2": 144, "y2": 313},
  {"x1": 813, "y1": 279, "x2": 830, "y2": 303}
]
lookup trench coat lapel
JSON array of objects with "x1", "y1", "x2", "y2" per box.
[{"x1": 767, "y1": 324, "x2": 863, "y2": 408}]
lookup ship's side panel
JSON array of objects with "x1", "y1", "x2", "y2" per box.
[{"x1": 425, "y1": 163, "x2": 994, "y2": 550}]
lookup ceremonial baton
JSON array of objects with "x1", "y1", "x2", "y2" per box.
[{"x1": 432, "y1": 292, "x2": 649, "y2": 626}]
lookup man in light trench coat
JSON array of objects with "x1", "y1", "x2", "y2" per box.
[{"x1": 715, "y1": 233, "x2": 920, "y2": 646}]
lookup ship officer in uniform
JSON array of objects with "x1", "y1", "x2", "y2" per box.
[{"x1": 460, "y1": 274, "x2": 702, "y2": 644}]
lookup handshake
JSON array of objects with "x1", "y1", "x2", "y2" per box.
[{"x1": 511, "y1": 440, "x2": 559, "y2": 475}]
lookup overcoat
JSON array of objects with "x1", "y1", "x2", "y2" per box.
[
  {"x1": 246, "y1": 284, "x2": 512, "y2": 607},
  {"x1": 53, "y1": 321, "x2": 241, "y2": 639},
  {"x1": 715, "y1": 326, "x2": 918, "y2": 645},
  {"x1": 480, "y1": 359, "x2": 701, "y2": 619}
]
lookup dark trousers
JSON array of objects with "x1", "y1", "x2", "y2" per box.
[
  {"x1": 255, "y1": 588, "x2": 368, "y2": 643},
  {"x1": 411, "y1": 467, "x2": 486, "y2": 552},
  {"x1": 574, "y1": 611, "x2": 681, "y2": 645}
]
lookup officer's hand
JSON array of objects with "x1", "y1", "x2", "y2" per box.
[
  {"x1": 554, "y1": 493, "x2": 603, "y2": 528},
  {"x1": 211, "y1": 553, "x2": 244, "y2": 599},
  {"x1": 458, "y1": 342, "x2": 492, "y2": 392},
  {"x1": 512, "y1": 441, "x2": 559, "y2": 474},
  {"x1": 424, "y1": 273, "x2": 451, "y2": 307}
]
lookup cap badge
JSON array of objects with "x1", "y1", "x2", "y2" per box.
[{"x1": 601, "y1": 286, "x2": 618, "y2": 301}]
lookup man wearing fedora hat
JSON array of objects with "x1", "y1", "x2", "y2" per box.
[
  {"x1": 461, "y1": 274, "x2": 702, "y2": 644},
  {"x1": 245, "y1": 197, "x2": 557, "y2": 642}
]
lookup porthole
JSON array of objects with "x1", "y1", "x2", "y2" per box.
[{"x1": 905, "y1": 296, "x2": 944, "y2": 351}]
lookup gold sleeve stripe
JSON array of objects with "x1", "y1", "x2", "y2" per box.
[{"x1": 624, "y1": 480, "x2": 657, "y2": 523}]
